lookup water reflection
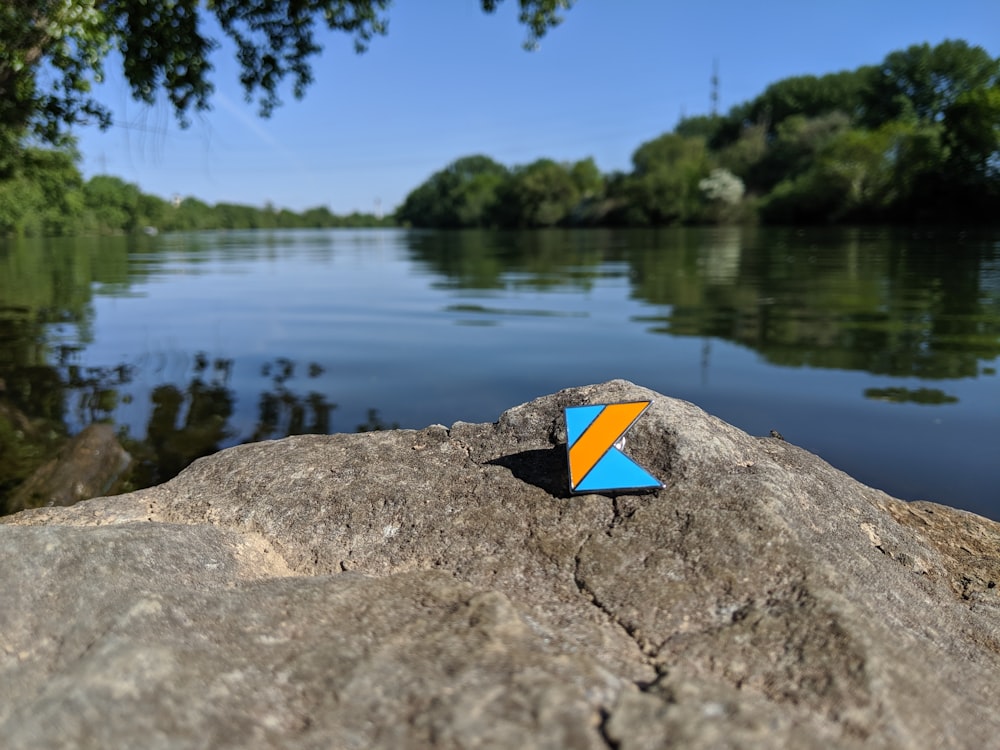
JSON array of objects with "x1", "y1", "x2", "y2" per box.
[
  {"x1": 0, "y1": 347, "x2": 398, "y2": 513},
  {"x1": 407, "y1": 226, "x2": 1000, "y2": 383},
  {"x1": 626, "y1": 228, "x2": 1000, "y2": 380},
  {"x1": 864, "y1": 387, "x2": 959, "y2": 405},
  {"x1": 247, "y1": 358, "x2": 336, "y2": 443},
  {"x1": 444, "y1": 303, "x2": 589, "y2": 321},
  {"x1": 407, "y1": 229, "x2": 605, "y2": 291},
  {"x1": 0, "y1": 227, "x2": 998, "y2": 517}
]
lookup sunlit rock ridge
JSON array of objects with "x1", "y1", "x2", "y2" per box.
[{"x1": 2, "y1": 380, "x2": 999, "y2": 748}]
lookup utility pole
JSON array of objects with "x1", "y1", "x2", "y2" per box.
[{"x1": 710, "y1": 59, "x2": 719, "y2": 117}]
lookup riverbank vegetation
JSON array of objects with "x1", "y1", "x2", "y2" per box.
[
  {"x1": 0, "y1": 152, "x2": 393, "y2": 236},
  {"x1": 398, "y1": 40, "x2": 1000, "y2": 228},
  {"x1": 1, "y1": 38, "x2": 997, "y2": 236},
  {"x1": 0, "y1": 0, "x2": 566, "y2": 238}
]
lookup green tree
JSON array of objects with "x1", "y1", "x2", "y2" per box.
[
  {"x1": 0, "y1": 0, "x2": 112, "y2": 157},
  {"x1": 172, "y1": 197, "x2": 214, "y2": 231},
  {"x1": 880, "y1": 122, "x2": 949, "y2": 220},
  {"x1": 760, "y1": 124, "x2": 906, "y2": 224},
  {"x1": 275, "y1": 208, "x2": 300, "y2": 228},
  {"x1": 20, "y1": 148, "x2": 86, "y2": 235},
  {"x1": 82, "y1": 175, "x2": 141, "y2": 233},
  {"x1": 0, "y1": 177, "x2": 44, "y2": 236},
  {"x1": 757, "y1": 119, "x2": 956, "y2": 224},
  {"x1": 137, "y1": 193, "x2": 171, "y2": 231},
  {"x1": 674, "y1": 114, "x2": 724, "y2": 142},
  {"x1": 748, "y1": 111, "x2": 851, "y2": 192},
  {"x1": 862, "y1": 40, "x2": 1000, "y2": 127},
  {"x1": 860, "y1": 40, "x2": 1000, "y2": 221},
  {"x1": 397, "y1": 155, "x2": 508, "y2": 228},
  {"x1": 710, "y1": 68, "x2": 873, "y2": 149},
  {"x1": 214, "y1": 202, "x2": 261, "y2": 230},
  {"x1": 818, "y1": 126, "x2": 899, "y2": 216},
  {"x1": 492, "y1": 158, "x2": 589, "y2": 227},
  {"x1": 617, "y1": 134, "x2": 710, "y2": 225},
  {"x1": 569, "y1": 158, "x2": 603, "y2": 198},
  {"x1": 715, "y1": 123, "x2": 769, "y2": 184},
  {"x1": 747, "y1": 69, "x2": 873, "y2": 130},
  {"x1": 0, "y1": 147, "x2": 86, "y2": 236},
  {"x1": 563, "y1": 157, "x2": 608, "y2": 224},
  {"x1": 704, "y1": 39, "x2": 1000, "y2": 225},
  {"x1": 943, "y1": 86, "x2": 1000, "y2": 177},
  {"x1": 301, "y1": 206, "x2": 336, "y2": 227},
  {"x1": 0, "y1": 0, "x2": 574, "y2": 152}
]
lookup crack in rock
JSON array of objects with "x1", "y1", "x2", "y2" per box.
[
  {"x1": 6, "y1": 381, "x2": 1000, "y2": 748},
  {"x1": 573, "y1": 532, "x2": 656, "y2": 677}
]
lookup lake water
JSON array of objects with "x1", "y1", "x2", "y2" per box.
[{"x1": 1, "y1": 227, "x2": 998, "y2": 518}]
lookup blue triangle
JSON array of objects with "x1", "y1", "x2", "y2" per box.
[
  {"x1": 565, "y1": 405, "x2": 605, "y2": 446},
  {"x1": 574, "y1": 447, "x2": 660, "y2": 492}
]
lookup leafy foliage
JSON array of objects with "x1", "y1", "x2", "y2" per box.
[
  {"x1": 0, "y1": 147, "x2": 84, "y2": 236},
  {"x1": 399, "y1": 37, "x2": 1000, "y2": 228},
  {"x1": 862, "y1": 40, "x2": 1000, "y2": 126},
  {"x1": 396, "y1": 156, "x2": 509, "y2": 228},
  {"x1": 480, "y1": 0, "x2": 576, "y2": 50},
  {"x1": 0, "y1": 150, "x2": 393, "y2": 237},
  {"x1": 398, "y1": 156, "x2": 610, "y2": 229},
  {"x1": 618, "y1": 134, "x2": 711, "y2": 225},
  {"x1": 703, "y1": 68, "x2": 874, "y2": 150},
  {"x1": 0, "y1": 0, "x2": 112, "y2": 152},
  {"x1": 699, "y1": 169, "x2": 745, "y2": 205},
  {"x1": 0, "y1": 0, "x2": 572, "y2": 153},
  {"x1": 3, "y1": 32, "x2": 999, "y2": 232},
  {"x1": 943, "y1": 86, "x2": 1000, "y2": 176},
  {"x1": 395, "y1": 40, "x2": 999, "y2": 228},
  {"x1": 493, "y1": 158, "x2": 594, "y2": 227}
]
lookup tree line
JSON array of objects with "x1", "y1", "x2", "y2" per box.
[
  {"x1": 1, "y1": 38, "x2": 996, "y2": 236},
  {"x1": 0, "y1": 150, "x2": 391, "y2": 236},
  {"x1": 398, "y1": 39, "x2": 1000, "y2": 228},
  {"x1": 1, "y1": 0, "x2": 567, "y2": 237}
]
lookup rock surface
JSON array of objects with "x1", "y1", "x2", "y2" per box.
[
  {"x1": 2, "y1": 380, "x2": 999, "y2": 749},
  {"x1": 0, "y1": 399, "x2": 64, "y2": 513},
  {"x1": 6, "y1": 423, "x2": 132, "y2": 513}
]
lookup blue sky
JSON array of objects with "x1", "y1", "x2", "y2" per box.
[{"x1": 72, "y1": 0, "x2": 1000, "y2": 214}]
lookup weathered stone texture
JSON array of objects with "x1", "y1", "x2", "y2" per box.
[
  {"x1": 2, "y1": 380, "x2": 998, "y2": 748},
  {"x1": 6, "y1": 422, "x2": 132, "y2": 513}
]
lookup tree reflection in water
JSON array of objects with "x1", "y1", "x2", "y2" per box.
[
  {"x1": 247, "y1": 357, "x2": 335, "y2": 443},
  {"x1": 0, "y1": 350, "x2": 396, "y2": 514},
  {"x1": 3, "y1": 228, "x2": 999, "y2": 516}
]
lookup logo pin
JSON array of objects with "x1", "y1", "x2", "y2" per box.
[{"x1": 564, "y1": 401, "x2": 662, "y2": 494}]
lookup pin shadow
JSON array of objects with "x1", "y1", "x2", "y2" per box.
[{"x1": 488, "y1": 446, "x2": 572, "y2": 499}]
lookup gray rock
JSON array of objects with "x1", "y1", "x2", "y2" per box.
[
  {"x1": 2, "y1": 380, "x2": 999, "y2": 749},
  {"x1": 6, "y1": 423, "x2": 132, "y2": 512}
]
